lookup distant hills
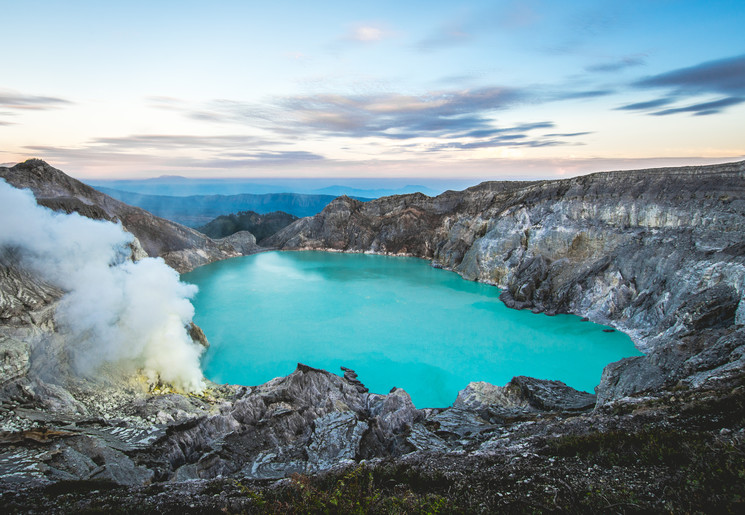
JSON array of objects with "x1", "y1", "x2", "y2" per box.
[
  {"x1": 94, "y1": 186, "x2": 369, "y2": 227},
  {"x1": 83, "y1": 177, "x2": 466, "y2": 198}
]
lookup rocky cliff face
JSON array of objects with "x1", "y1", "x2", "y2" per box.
[
  {"x1": 0, "y1": 160, "x2": 260, "y2": 273},
  {"x1": 267, "y1": 161, "x2": 745, "y2": 401}
]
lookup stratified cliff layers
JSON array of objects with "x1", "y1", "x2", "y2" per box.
[{"x1": 1, "y1": 160, "x2": 744, "y2": 511}]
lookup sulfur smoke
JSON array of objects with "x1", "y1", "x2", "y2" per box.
[{"x1": 0, "y1": 179, "x2": 205, "y2": 392}]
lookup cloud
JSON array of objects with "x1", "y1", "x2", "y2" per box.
[
  {"x1": 23, "y1": 134, "x2": 325, "y2": 170},
  {"x1": 193, "y1": 87, "x2": 527, "y2": 141},
  {"x1": 553, "y1": 89, "x2": 615, "y2": 100},
  {"x1": 586, "y1": 55, "x2": 645, "y2": 73},
  {"x1": 543, "y1": 131, "x2": 592, "y2": 137},
  {"x1": 349, "y1": 26, "x2": 385, "y2": 42},
  {"x1": 623, "y1": 54, "x2": 745, "y2": 116},
  {"x1": 616, "y1": 97, "x2": 677, "y2": 111},
  {"x1": 0, "y1": 90, "x2": 73, "y2": 110},
  {"x1": 339, "y1": 23, "x2": 396, "y2": 45},
  {"x1": 89, "y1": 134, "x2": 277, "y2": 151},
  {"x1": 651, "y1": 97, "x2": 745, "y2": 116},
  {"x1": 429, "y1": 136, "x2": 565, "y2": 151},
  {"x1": 151, "y1": 82, "x2": 602, "y2": 157},
  {"x1": 417, "y1": 22, "x2": 471, "y2": 51},
  {"x1": 463, "y1": 121, "x2": 555, "y2": 138},
  {"x1": 634, "y1": 54, "x2": 745, "y2": 96}
]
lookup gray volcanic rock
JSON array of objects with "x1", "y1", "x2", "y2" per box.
[
  {"x1": 455, "y1": 377, "x2": 596, "y2": 413},
  {"x1": 197, "y1": 210, "x2": 299, "y2": 243},
  {"x1": 268, "y1": 161, "x2": 745, "y2": 401},
  {"x1": 215, "y1": 230, "x2": 258, "y2": 256},
  {"x1": 0, "y1": 160, "x2": 260, "y2": 273}
]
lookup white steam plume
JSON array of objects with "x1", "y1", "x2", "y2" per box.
[{"x1": 0, "y1": 179, "x2": 205, "y2": 392}]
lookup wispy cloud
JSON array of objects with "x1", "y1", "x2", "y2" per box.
[
  {"x1": 634, "y1": 54, "x2": 745, "y2": 96},
  {"x1": 544, "y1": 131, "x2": 592, "y2": 137},
  {"x1": 417, "y1": 22, "x2": 471, "y2": 51},
  {"x1": 0, "y1": 90, "x2": 73, "y2": 110},
  {"x1": 417, "y1": 1, "x2": 543, "y2": 52},
  {"x1": 89, "y1": 134, "x2": 277, "y2": 151},
  {"x1": 651, "y1": 97, "x2": 745, "y2": 117},
  {"x1": 621, "y1": 54, "x2": 745, "y2": 116},
  {"x1": 338, "y1": 23, "x2": 396, "y2": 46},
  {"x1": 553, "y1": 89, "x2": 615, "y2": 100},
  {"x1": 148, "y1": 83, "x2": 603, "y2": 156},
  {"x1": 586, "y1": 55, "x2": 646, "y2": 73},
  {"x1": 347, "y1": 25, "x2": 386, "y2": 42},
  {"x1": 23, "y1": 134, "x2": 325, "y2": 170},
  {"x1": 188, "y1": 87, "x2": 527, "y2": 141},
  {"x1": 616, "y1": 97, "x2": 677, "y2": 111}
]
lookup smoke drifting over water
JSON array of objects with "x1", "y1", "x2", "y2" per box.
[{"x1": 0, "y1": 179, "x2": 205, "y2": 392}]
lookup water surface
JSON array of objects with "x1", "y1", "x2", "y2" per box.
[{"x1": 183, "y1": 251, "x2": 641, "y2": 407}]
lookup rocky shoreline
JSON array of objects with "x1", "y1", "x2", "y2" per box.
[{"x1": 2, "y1": 159, "x2": 745, "y2": 512}]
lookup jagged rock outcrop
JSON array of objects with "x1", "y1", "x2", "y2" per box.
[
  {"x1": 0, "y1": 160, "x2": 260, "y2": 273},
  {"x1": 0, "y1": 361, "x2": 597, "y2": 487},
  {"x1": 267, "y1": 161, "x2": 745, "y2": 401}
]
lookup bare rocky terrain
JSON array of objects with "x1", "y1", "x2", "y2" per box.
[{"x1": 1, "y1": 160, "x2": 744, "y2": 513}]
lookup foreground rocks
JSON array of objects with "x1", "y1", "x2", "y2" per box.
[
  {"x1": 0, "y1": 363, "x2": 598, "y2": 485},
  {"x1": 2, "y1": 374, "x2": 743, "y2": 513}
]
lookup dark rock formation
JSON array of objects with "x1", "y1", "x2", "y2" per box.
[
  {"x1": 197, "y1": 210, "x2": 298, "y2": 243},
  {"x1": 340, "y1": 366, "x2": 369, "y2": 393}
]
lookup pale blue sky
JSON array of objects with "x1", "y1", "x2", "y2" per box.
[{"x1": 1, "y1": 0, "x2": 743, "y2": 179}]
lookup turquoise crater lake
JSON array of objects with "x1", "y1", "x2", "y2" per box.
[{"x1": 183, "y1": 251, "x2": 641, "y2": 408}]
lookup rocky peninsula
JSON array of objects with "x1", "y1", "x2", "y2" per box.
[{"x1": 1, "y1": 159, "x2": 744, "y2": 512}]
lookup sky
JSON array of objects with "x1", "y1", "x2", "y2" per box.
[{"x1": 1, "y1": 0, "x2": 744, "y2": 181}]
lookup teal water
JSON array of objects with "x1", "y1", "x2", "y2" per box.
[{"x1": 183, "y1": 251, "x2": 642, "y2": 408}]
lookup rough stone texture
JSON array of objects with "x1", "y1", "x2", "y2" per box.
[
  {"x1": 0, "y1": 160, "x2": 260, "y2": 273},
  {"x1": 455, "y1": 377, "x2": 596, "y2": 413},
  {"x1": 215, "y1": 230, "x2": 259, "y2": 255}
]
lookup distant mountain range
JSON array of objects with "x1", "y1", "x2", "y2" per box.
[
  {"x1": 94, "y1": 186, "x2": 370, "y2": 227},
  {"x1": 83, "y1": 177, "x2": 464, "y2": 198}
]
